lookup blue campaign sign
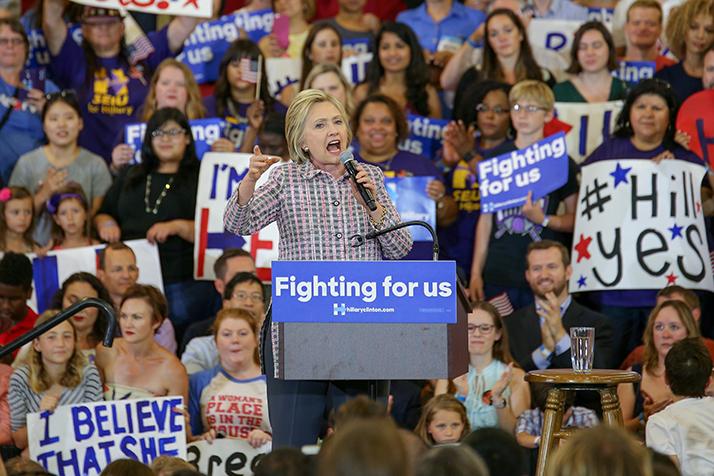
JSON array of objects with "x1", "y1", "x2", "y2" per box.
[
  {"x1": 400, "y1": 114, "x2": 448, "y2": 160},
  {"x1": 272, "y1": 261, "x2": 456, "y2": 324},
  {"x1": 477, "y1": 132, "x2": 568, "y2": 213},
  {"x1": 178, "y1": 9, "x2": 273, "y2": 83},
  {"x1": 125, "y1": 118, "x2": 227, "y2": 163},
  {"x1": 385, "y1": 176, "x2": 435, "y2": 242},
  {"x1": 614, "y1": 60, "x2": 655, "y2": 86}
]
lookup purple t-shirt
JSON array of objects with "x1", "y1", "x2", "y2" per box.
[
  {"x1": 583, "y1": 137, "x2": 704, "y2": 307},
  {"x1": 49, "y1": 27, "x2": 174, "y2": 162}
]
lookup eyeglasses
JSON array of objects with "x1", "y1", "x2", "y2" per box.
[
  {"x1": 476, "y1": 104, "x2": 508, "y2": 114},
  {"x1": 512, "y1": 104, "x2": 547, "y2": 113},
  {"x1": 151, "y1": 128, "x2": 186, "y2": 138},
  {"x1": 468, "y1": 324, "x2": 496, "y2": 334},
  {"x1": 231, "y1": 292, "x2": 264, "y2": 303},
  {"x1": 0, "y1": 37, "x2": 24, "y2": 47}
]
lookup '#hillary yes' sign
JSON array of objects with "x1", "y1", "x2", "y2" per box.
[{"x1": 569, "y1": 160, "x2": 714, "y2": 293}]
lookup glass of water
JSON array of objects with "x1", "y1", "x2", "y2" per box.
[{"x1": 570, "y1": 327, "x2": 595, "y2": 372}]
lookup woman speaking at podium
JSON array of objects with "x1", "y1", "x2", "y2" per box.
[{"x1": 223, "y1": 89, "x2": 413, "y2": 447}]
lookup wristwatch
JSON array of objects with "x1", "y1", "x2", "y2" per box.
[
  {"x1": 541, "y1": 215, "x2": 551, "y2": 228},
  {"x1": 489, "y1": 395, "x2": 507, "y2": 409}
]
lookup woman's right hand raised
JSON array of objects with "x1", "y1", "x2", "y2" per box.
[
  {"x1": 246, "y1": 145, "x2": 280, "y2": 182},
  {"x1": 111, "y1": 144, "x2": 134, "y2": 173}
]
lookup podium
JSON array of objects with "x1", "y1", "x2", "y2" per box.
[{"x1": 270, "y1": 260, "x2": 470, "y2": 380}]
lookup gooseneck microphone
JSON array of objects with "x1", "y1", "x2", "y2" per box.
[{"x1": 340, "y1": 149, "x2": 378, "y2": 211}]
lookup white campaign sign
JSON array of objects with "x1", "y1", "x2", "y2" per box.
[
  {"x1": 527, "y1": 19, "x2": 583, "y2": 60},
  {"x1": 28, "y1": 397, "x2": 187, "y2": 476},
  {"x1": 265, "y1": 57, "x2": 301, "y2": 97},
  {"x1": 342, "y1": 52, "x2": 373, "y2": 86},
  {"x1": 186, "y1": 439, "x2": 271, "y2": 476},
  {"x1": 554, "y1": 101, "x2": 623, "y2": 164},
  {"x1": 570, "y1": 160, "x2": 714, "y2": 293},
  {"x1": 193, "y1": 153, "x2": 279, "y2": 282},
  {"x1": 70, "y1": 0, "x2": 212, "y2": 18}
]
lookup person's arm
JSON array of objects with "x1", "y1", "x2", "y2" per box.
[
  {"x1": 165, "y1": 0, "x2": 220, "y2": 53},
  {"x1": 362, "y1": 167, "x2": 413, "y2": 259},
  {"x1": 146, "y1": 219, "x2": 195, "y2": 244},
  {"x1": 167, "y1": 359, "x2": 190, "y2": 407},
  {"x1": 42, "y1": 0, "x2": 67, "y2": 55},
  {"x1": 469, "y1": 213, "x2": 492, "y2": 301},
  {"x1": 8, "y1": 371, "x2": 29, "y2": 449},
  {"x1": 83, "y1": 365, "x2": 104, "y2": 402},
  {"x1": 617, "y1": 379, "x2": 641, "y2": 431},
  {"x1": 181, "y1": 338, "x2": 215, "y2": 375},
  {"x1": 440, "y1": 27, "x2": 482, "y2": 91}
]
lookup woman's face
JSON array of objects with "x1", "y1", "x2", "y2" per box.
[
  {"x1": 82, "y1": 16, "x2": 124, "y2": 55},
  {"x1": 310, "y1": 28, "x2": 341, "y2": 64},
  {"x1": 652, "y1": 307, "x2": 688, "y2": 359},
  {"x1": 378, "y1": 32, "x2": 411, "y2": 74},
  {"x1": 155, "y1": 66, "x2": 189, "y2": 112},
  {"x1": 309, "y1": 72, "x2": 348, "y2": 106},
  {"x1": 275, "y1": 0, "x2": 304, "y2": 19},
  {"x1": 119, "y1": 297, "x2": 160, "y2": 343},
  {"x1": 226, "y1": 56, "x2": 257, "y2": 93},
  {"x1": 427, "y1": 410, "x2": 464, "y2": 445},
  {"x1": 577, "y1": 29, "x2": 609, "y2": 73},
  {"x1": 0, "y1": 25, "x2": 26, "y2": 69},
  {"x1": 630, "y1": 93, "x2": 669, "y2": 145},
  {"x1": 685, "y1": 14, "x2": 714, "y2": 57},
  {"x1": 476, "y1": 89, "x2": 511, "y2": 141},
  {"x1": 33, "y1": 320, "x2": 75, "y2": 366},
  {"x1": 44, "y1": 101, "x2": 83, "y2": 148},
  {"x1": 487, "y1": 14, "x2": 522, "y2": 59},
  {"x1": 54, "y1": 198, "x2": 87, "y2": 238},
  {"x1": 216, "y1": 317, "x2": 257, "y2": 368},
  {"x1": 356, "y1": 101, "x2": 399, "y2": 156},
  {"x1": 301, "y1": 101, "x2": 349, "y2": 168},
  {"x1": 467, "y1": 309, "x2": 501, "y2": 356},
  {"x1": 151, "y1": 120, "x2": 189, "y2": 163},
  {"x1": 63, "y1": 281, "x2": 99, "y2": 336}
]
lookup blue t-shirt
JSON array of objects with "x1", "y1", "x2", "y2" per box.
[
  {"x1": 49, "y1": 26, "x2": 174, "y2": 162},
  {"x1": 396, "y1": 3, "x2": 486, "y2": 54},
  {"x1": 583, "y1": 136, "x2": 704, "y2": 307},
  {"x1": 654, "y1": 62, "x2": 703, "y2": 108}
]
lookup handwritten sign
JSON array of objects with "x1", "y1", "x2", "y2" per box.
[
  {"x1": 125, "y1": 118, "x2": 227, "y2": 163},
  {"x1": 528, "y1": 19, "x2": 583, "y2": 60},
  {"x1": 555, "y1": 101, "x2": 623, "y2": 163},
  {"x1": 569, "y1": 160, "x2": 714, "y2": 293},
  {"x1": 676, "y1": 89, "x2": 714, "y2": 167},
  {"x1": 187, "y1": 439, "x2": 270, "y2": 476},
  {"x1": 70, "y1": 0, "x2": 212, "y2": 18}
]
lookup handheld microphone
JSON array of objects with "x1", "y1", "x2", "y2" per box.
[{"x1": 339, "y1": 149, "x2": 377, "y2": 211}]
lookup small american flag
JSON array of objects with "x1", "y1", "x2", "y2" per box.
[
  {"x1": 488, "y1": 292, "x2": 514, "y2": 318},
  {"x1": 240, "y1": 57, "x2": 259, "y2": 84},
  {"x1": 123, "y1": 12, "x2": 154, "y2": 64}
]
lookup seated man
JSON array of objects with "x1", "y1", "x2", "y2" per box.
[
  {"x1": 0, "y1": 253, "x2": 36, "y2": 359},
  {"x1": 646, "y1": 338, "x2": 714, "y2": 475}
]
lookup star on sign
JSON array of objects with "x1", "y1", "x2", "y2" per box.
[
  {"x1": 610, "y1": 163, "x2": 632, "y2": 188},
  {"x1": 668, "y1": 224, "x2": 683, "y2": 239},
  {"x1": 666, "y1": 273, "x2": 678, "y2": 285},
  {"x1": 577, "y1": 276, "x2": 587, "y2": 288},
  {"x1": 574, "y1": 234, "x2": 592, "y2": 263}
]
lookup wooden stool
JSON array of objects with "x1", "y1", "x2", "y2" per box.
[{"x1": 525, "y1": 369, "x2": 641, "y2": 476}]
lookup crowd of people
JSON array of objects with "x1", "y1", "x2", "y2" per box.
[{"x1": 0, "y1": 0, "x2": 712, "y2": 474}]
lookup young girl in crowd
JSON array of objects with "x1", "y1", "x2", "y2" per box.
[
  {"x1": 10, "y1": 91, "x2": 112, "y2": 246},
  {"x1": 0, "y1": 186, "x2": 36, "y2": 253},
  {"x1": 48, "y1": 184, "x2": 98, "y2": 249},
  {"x1": 415, "y1": 394, "x2": 470, "y2": 446},
  {"x1": 8, "y1": 310, "x2": 103, "y2": 453}
]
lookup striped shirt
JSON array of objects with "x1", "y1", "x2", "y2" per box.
[
  {"x1": 516, "y1": 406, "x2": 599, "y2": 436},
  {"x1": 8, "y1": 363, "x2": 103, "y2": 431}
]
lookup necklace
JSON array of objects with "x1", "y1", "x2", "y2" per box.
[{"x1": 144, "y1": 174, "x2": 174, "y2": 214}]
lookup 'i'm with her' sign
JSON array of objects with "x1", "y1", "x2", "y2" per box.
[{"x1": 570, "y1": 160, "x2": 714, "y2": 293}]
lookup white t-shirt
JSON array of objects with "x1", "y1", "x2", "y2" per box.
[{"x1": 646, "y1": 397, "x2": 714, "y2": 476}]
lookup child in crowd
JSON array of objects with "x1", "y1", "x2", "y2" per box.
[
  {"x1": 47, "y1": 184, "x2": 99, "y2": 250},
  {"x1": 0, "y1": 186, "x2": 37, "y2": 253},
  {"x1": 415, "y1": 394, "x2": 470, "y2": 446}
]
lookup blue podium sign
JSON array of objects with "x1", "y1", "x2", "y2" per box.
[{"x1": 272, "y1": 261, "x2": 456, "y2": 324}]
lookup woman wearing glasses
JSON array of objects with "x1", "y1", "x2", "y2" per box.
[
  {"x1": 95, "y1": 108, "x2": 209, "y2": 338},
  {"x1": 436, "y1": 302, "x2": 529, "y2": 431}
]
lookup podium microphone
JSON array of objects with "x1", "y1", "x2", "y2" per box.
[
  {"x1": 350, "y1": 220, "x2": 440, "y2": 261},
  {"x1": 340, "y1": 149, "x2": 377, "y2": 211}
]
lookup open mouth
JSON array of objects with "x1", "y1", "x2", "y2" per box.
[{"x1": 327, "y1": 139, "x2": 341, "y2": 153}]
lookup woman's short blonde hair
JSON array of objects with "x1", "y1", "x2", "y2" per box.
[
  {"x1": 665, "y1": 0, "x2": 714, "y2": 60},
  {"x1": 285, "y1": 89, "x2": 352, "y2": 164},
  {"x1": 509, "y1": 80, "x2": 555, "y2": 111},
  {"x1": 304, "y1": 63, "x2": 354, "y2": 115}
]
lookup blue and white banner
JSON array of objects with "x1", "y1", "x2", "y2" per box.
[
  {"x1": 272, "y1": 261, "x2": 456, "y2": 324},
  {"x1": 125, "y1": 118, "x2": 227, "y2": 163},
  {"x1": 554, "y1": 101, "x2": 623, "y2": 163},
  {"x1": 527, "y1": 19, "x2": 583, "y2": 60},
  {"x1": 587, "y1": 7, "x2": 614, "y2": 24},
  {"x1": 187, "y1": 439, "x2": 270, "y2": 476},
  {"x1": 385, "y1": 176, "x2": 435, "y2": 242},
  {"x1": 478, "y1": 132, "x2": 568, "y2": 213},
  {"x1": 341, "y1": 52, "x2": 372, "y2": 86},
  {"x1": 614, "y1": 60, "x2": 655, "y2": 86},
  {"x1": 400, "y1": 114, "x2": 448, "y2": 160},
  {"x1": 29, "y1": 239, "x2": 163, "y2": 313},
  {"x1": 570, "y1": 160, "x2": 714, "y2": 293},
  {"x1": 28, "y1": 397, "x2": 186, "y2": 476},
  {"x1": 178, "y1": 9, "x2": 274, "y2": 83}
]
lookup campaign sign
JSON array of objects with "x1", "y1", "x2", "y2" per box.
[
  {"x1": 527, "y1": 19, "x2": 582, "y2": 59},
  {"x1": 178, "y1": 9, "x2": 273, "y2": 83},
  {"x1": 400, "y1": 114, "x2": 448, "y2": 160},
  {"x1": 614, "y1": 61, "x2": 655, "y2": 86},
  {"x1": 342, "y1": 37, "x2": 371, "y2": 57},
  {"x1": 187, "y1": 439, "x2": 270, "y2": 476},
  {"x1": 70, "y1": 0, "x2": 212, "y2": 18},
  {"x1": 477, "y1": 132, "x2": 568, "y2": 213},
  {"x1": 125, "y1": 118, "x2": 226, "y2": 163},
  {"x1": 554, "y1": 101, "x2": 623, "y2": 163},
  {"x1": 384, "y1": 176, "x2": 436, "y2": 242},
  {"x1": 30, "y1": 239, "x2": 163, "y2": 313},
  {"x1": 265, "y1": 57, "x2": 301, "y2": 97},
  {"x1": 587, "y1": 7, "x2": 614, "y2": 23},
  {"x1": 676, "y1": 89, "x2": 714, "y2": 167},
  {"x1": 342, "y1": 52, "x2": 373, "y2": 86},
  {"x1": 569, "y1": 160, "x2": 714, "y2": 293},
  {"x1": 272, "y1": 260, "x2": 456, "y2": 324},
  {"x1": 194, "y1": 153, "x2": 279, "y2": 282},
  {"x1": 28, "y1": 397, "x2": 186, "y2": 476}
]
